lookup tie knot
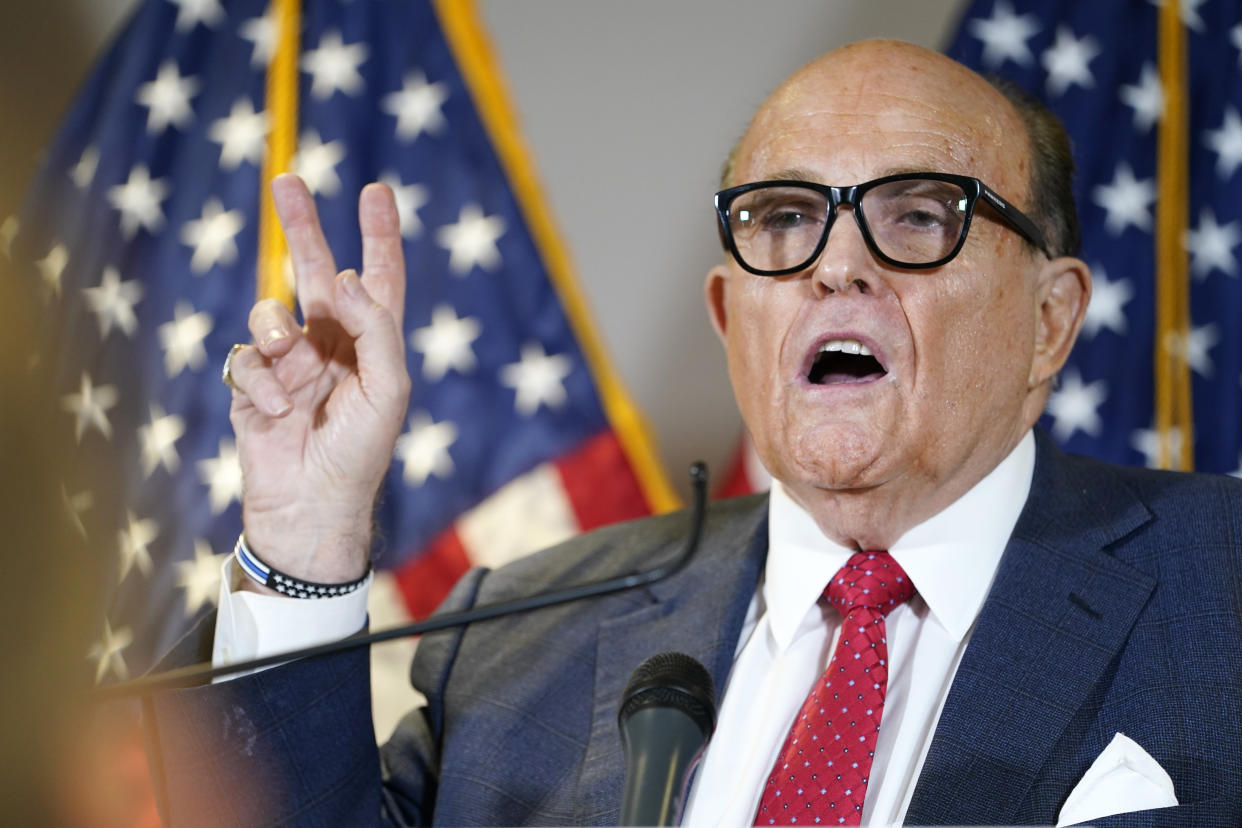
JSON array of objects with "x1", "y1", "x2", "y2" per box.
[{"x1": 825, "y1": 550, "x2": 914, "y2": 616}]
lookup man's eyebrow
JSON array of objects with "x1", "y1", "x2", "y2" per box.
[
  {"x1": 762, "y1": 167, "x2": 820, "y2": 183},
  {"x1": 757, "y1": 165, "x2": 943, "y2": 184},
  {"x1": 876, "y1": 165, "x2": 939, "y2": 178}
]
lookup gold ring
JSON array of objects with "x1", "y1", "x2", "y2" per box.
[{"x1": 222, "y1": 343, "x2": 246, "y2": 391}]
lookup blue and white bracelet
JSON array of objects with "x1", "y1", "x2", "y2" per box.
[{"x1": 233, "y1": 534, "x2": 370, "y2": 599}]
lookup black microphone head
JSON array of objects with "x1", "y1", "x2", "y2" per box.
[{"x1": 618, "y1": 652, "x2": 716, "y2": 737}]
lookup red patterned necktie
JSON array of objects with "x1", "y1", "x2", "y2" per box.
[{"x1": 755, "y1": 550, "x2": 915, "y2": 826}]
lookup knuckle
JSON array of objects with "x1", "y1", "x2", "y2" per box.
[{"x1": 249, "y1": 297, "x2": 281, "y2": 323}]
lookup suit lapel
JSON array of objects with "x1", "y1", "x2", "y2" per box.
[
  {"x1": 575, "y1": 496, "x2": 769, "y2": 823},
  {"x1": 906, "y1": 434, "x2": 1157, "y2": 826}
]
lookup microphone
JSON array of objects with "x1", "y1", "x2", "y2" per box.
[
  {"x1": 93, "y1": 462, "x2": 710, "y2": 700},
  {"x1": 617, "y1": 652, "x2": 717, "y2": 827}
]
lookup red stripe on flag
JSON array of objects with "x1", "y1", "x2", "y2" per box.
[
  {"x1": 716, "y1": 436, "x2": 757, "y2": 499},
  {"x1": 392, "y1": 528, "x2": 472, "y2": 620},
  {"x1": 556, "y1": 430, "x2": 651, "y2": 530}
]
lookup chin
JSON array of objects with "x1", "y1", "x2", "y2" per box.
[{"x1": 771, "y1": 424, "x2": 890, "y2": 493}]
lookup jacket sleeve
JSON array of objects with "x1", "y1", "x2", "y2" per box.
[{"x1": 142, "y1": 568, "x2": 488, "y2": 827}]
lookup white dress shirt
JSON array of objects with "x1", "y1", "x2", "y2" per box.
[
  {"x1": 211, "y1": 554, "x2": 370, "y2": 675},
  {"x1": 214, "y1": 432, "x2": 1035, "y2": 824},
  {"x1": 682, "y1": 431, "x2": 1034, "y2": 826}
]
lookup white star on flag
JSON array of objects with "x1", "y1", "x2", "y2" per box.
[
  {"x1": 181, "y1": 198, "x2": 245, "y2": 273},
  {"x1": 239, "y1": 8, "x2": 276, "y2": 68},
  {"x1": 1046, "y1": 369, "x2": 1107, "y2": 441},
  {"x1": 168, "y1": 0, "x2": 225, "y2": 32},
  {"x1": 1119, "y1": 63, "x2": 1164, "y2": 132},
  {"x1": 108, "y1": 164, "x2": 170, "y2": 238},
  {"x1": 500, "y1": 342, "x2": 573, "y2": 415},
  {"x1": 1186, "y1": 208, "x2": 1240, "y2": 279},
  {"x1": 1041, "y1": 26, "x2": 1099, "y2": 97},
  {"x1": 1092, "y1": 163, "x2": 1155, "y2": 235},
  {"x1": 62, "y1": 373, "x2": 119, "y2": 442},
  {"x1": 158, "y1": 301, "x2": 213, "y2": 377},
  {"x1": 1231, "y1": 453, "x2": 1242, "y2": 479},
  {"x1": 197, "y1": 438, "x2": 242, "y2": 515},
  {"x1": 395, "y1": 412, "x2": 458, "y2": 486},
  {"x1": 1147, "y1": 0, "x2": 1207, "y2": 32},
  {"x1": 118, "y1": 511, "x2": 158, "y2": 582},
  {"x1": 209, "y1": 98, "x2": 269, "y2": 170},
  {"x1": 70, "y1": 145, "x2": 99, "y2": 190},
  {"x1": 1131, "y1": 426, "x2": 1184, "y2": 469},
  {"x1": 62, "y1": 485, "x2": 93, "y2": 538},
  {"x1": 410, "y1": 304, "x2": 481, "y2": 380},
  {"x1": 82, "y1": 266, "x2": 144, "y2": 339},
  {"x1": 37, "y1": 243, "x2": 68, "y2": 300},
  {"x1": 1185, "y1": 324, "x2": 1219, "y2": 378},
  {"x1": 1163, "y1": 324, "x2": 1219, "y2": 378},
  {"x1": 381, "y1": 172, "x2": 430, "y2": 238},
  {"x1": 88, "y1": 619, "x2": 133, "y2": 684},
  {"x1": 139, "y1": 404, "x2": 186, "y2": 477},
  {"x1": 134, "y1": 60, "x2": 200, "y2": 135},
  {"x1": 1233, "y1": 22, "x2": 1242, "y2": 68},
  {"x1": 301, "y1": 29, "x2": 369, "y2": 99},
  {"x1": 1205, "y1": 107, "x2": 1242, "y2": 179},
  {"x1": 176, "y1": 539, "x2": 225, "y2": 616},
  {"x1": 382, "y1": 70, "x2": 449, "y2": 141},
  {"x1": 968, "y1": 0, "x2": 1040, "y2": 68},
  {"x1": 294, "y1": 130, "x2": 347, "y2": 197},
  {"x1": 1082, "y1": 266, "x2": 1132, "y2": 338},
  {"x1": 437, "y1": 204, "x2": 505, "y2": 274}
]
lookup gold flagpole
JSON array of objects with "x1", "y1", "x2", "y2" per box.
[
  {"x1": 256, "y1": 0, "x2": 301, "y2": 307},
  {"x1": 1154, "y1": 0, "x2": 1193, "y2": 470}
]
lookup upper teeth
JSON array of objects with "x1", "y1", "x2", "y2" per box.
[{"x1": 819, "y1": 339, "x2": 873, "y2": 357}]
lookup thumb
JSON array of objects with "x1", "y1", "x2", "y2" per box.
[{"x1": 333, "y1": 269, "x2": 412, "y2": 410}]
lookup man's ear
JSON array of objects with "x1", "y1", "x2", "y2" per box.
[
  {"x1": 1030, "y1": 256, "x2": 1091, "y2": 388},
  {"x1": 704, "y1": 264, "x2": 731, "y2": 343}
]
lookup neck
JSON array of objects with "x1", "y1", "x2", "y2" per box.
[{"x1": 784, "y1": 428, "x2": 1035, "y2": 550}]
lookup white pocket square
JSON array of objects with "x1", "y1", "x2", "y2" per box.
[{"x1": 1055, "y1": 732, "x2": 1178, "y2": 826}]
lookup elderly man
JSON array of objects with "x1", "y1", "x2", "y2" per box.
[{"x1": 147, "y1": 41, "x2": 1242, "y2": 826}]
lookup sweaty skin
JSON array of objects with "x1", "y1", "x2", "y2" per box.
[{"x1": 705, "y1": 41, "x2": 1090, "y2": 551}]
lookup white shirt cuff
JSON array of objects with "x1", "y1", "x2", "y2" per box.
[{"x1": 211, "y1": 556, "x2": 371, "y2": 682}]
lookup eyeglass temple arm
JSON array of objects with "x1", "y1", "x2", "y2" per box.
[{"x1": 978, "y1": 186, "x2": 1052, "y2": 259}]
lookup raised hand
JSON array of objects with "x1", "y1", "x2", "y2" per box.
[{"x1": 224, "y1": 174, "x2": 410, "y2": 588}]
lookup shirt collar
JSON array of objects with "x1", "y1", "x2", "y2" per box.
[{"x1": 764, "y1": 430, "x2": 1036, "y2": 650}]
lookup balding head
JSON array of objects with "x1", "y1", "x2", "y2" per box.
[
  {"x1": 731, "y1": 41, "x2": 1027, "y2": 197},
  {"x1": 722, "y1": 40, "x2": 1079, "y2": 256}
]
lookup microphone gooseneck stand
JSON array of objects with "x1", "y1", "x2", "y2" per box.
[{"x1": 93, "y1": 462, "x2": 710, "y2": 701}]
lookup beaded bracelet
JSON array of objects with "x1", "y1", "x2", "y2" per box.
[{"x1": 233, "y1": 534, "x2": 370, "y2": 599}]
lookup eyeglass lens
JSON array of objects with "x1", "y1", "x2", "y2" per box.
[{"x1": 728, "y1": 178, "x2": 970, "y2": 271}]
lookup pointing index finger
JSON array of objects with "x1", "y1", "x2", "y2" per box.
[{"x1": 272, "y1": 173, "x2": 338, "y2": 322}]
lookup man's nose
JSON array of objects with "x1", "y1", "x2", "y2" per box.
[{"x1": 811, "y1": 206, "x2": 873, "y2": 298}]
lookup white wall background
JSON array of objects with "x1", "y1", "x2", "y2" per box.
[{"x1": 4, "y1": 0, "x2": 968, "y2": 499}]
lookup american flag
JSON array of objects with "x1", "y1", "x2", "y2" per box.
[
  {"x1": 947, "y1": 0, "x2": 1242, "y2": 477},
  {"x1": 11, "y1": 0, "x2": 674, "y2": 714}
]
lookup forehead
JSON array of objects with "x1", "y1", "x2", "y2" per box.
[{"x1": 733, "y1": 42, "x2": 1028, "y2": 197}]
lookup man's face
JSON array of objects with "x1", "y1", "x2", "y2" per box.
[{"x1": 706, "y1": 42, "x2": 1077, "y2": 542}]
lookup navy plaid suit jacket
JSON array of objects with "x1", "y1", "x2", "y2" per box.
[{"x1": 146, "y1": 430, "x2": 1242, "y2": 826}]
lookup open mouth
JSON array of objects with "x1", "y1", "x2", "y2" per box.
[{"x1": 807, "y1": 339, "x2": 887, "y2": 385}]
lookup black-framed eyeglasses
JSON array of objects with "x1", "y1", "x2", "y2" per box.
[{"x1": 713, "y1": 172, "x2": 1052, "y2": 276}]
